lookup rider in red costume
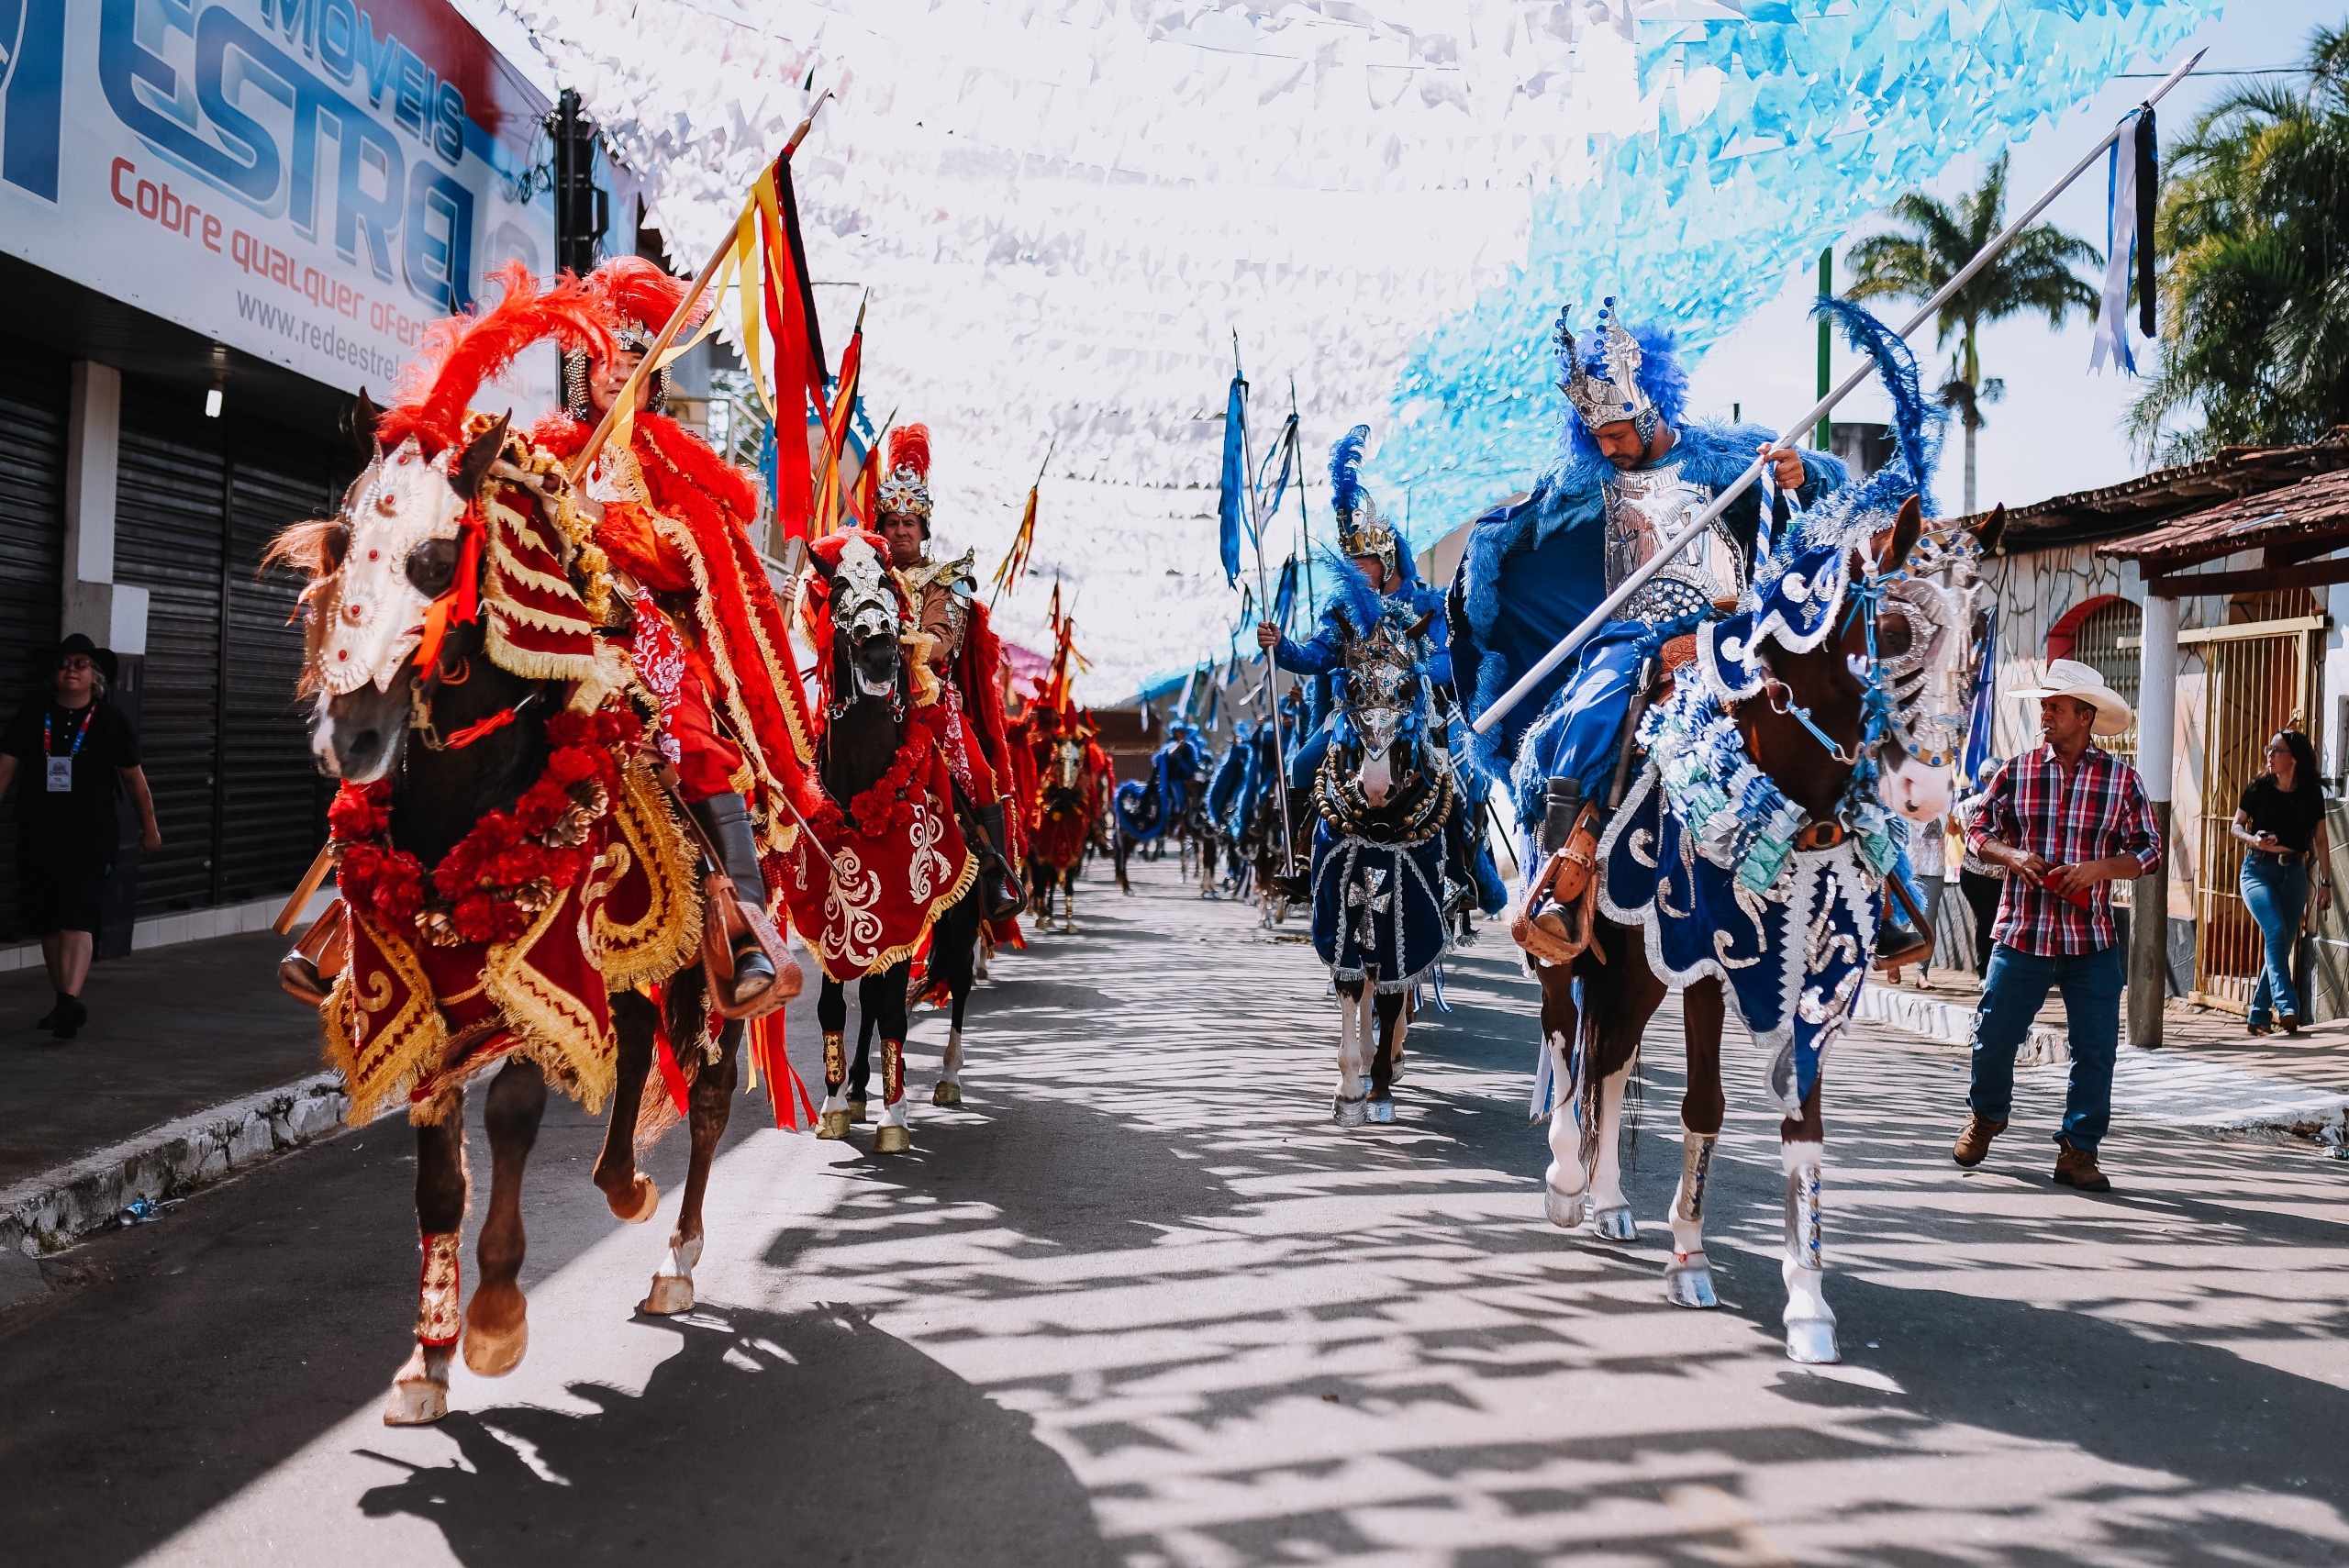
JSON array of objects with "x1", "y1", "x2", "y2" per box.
[
  {"x1": 870, "y1": 426, "x2": 1025, "y2": 923},
  {"x1": 533, "y1": 257, "x2": 815, "y2": 1007}
]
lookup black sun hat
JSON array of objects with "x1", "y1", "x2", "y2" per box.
[{"x1": 45, "y1": 633, "x2": 119, "y2": 687}]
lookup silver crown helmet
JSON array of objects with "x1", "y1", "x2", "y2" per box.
[{"x1": 1556, "y1": 297, "x2": 1659, "y2": 442}]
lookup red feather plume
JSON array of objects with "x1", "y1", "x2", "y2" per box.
[
  {"x1": 886, "y1": 424, "x2": 931, "y2": 480},
  {"x1": 374, "y1": 263, "x2": 613, "y2": 457},
  {"x1": 586, "y1": 255, "x2": 708, "y2": 338}
]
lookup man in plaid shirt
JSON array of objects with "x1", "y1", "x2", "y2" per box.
[{"x1": 1957, "y1": 661, "x2": 2162, "y2": 1193}]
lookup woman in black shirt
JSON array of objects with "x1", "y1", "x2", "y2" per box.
[
  {"x1": 2232, "y1": 728, "x2": 2332, "y2": 1035},
  {"x1": 0, "y1": 636, "x2": 161, "y2": 1040}
]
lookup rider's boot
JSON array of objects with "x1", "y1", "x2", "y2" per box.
[
  {"x1": 969, "y1": 801, "x2": 1026, "y2": 922},
  {"x1": 689, "y1": 793, "x2": 778, "y2": 1007}
]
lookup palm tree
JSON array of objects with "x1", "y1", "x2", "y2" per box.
[
  {"x1": 2129, "y1": 26, "x2": 2349, "y2": 463},
  {"x1": 1846, "y1": 153, "x2": 2102, "y2": 513}
]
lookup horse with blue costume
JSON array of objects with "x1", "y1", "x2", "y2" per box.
[
  {"x1": 1258, "y1": 427, "x2": 1475, "y2": 1128},
  {"x1": 1467, "y1": 295, "x2": 1995, "y2": 1366}
]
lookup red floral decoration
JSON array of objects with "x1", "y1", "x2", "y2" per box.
[
  {"x1": 331, "y1": 706, "x2": 640, "y2": 949},
  {"x1": 796, "y1": 704, "x2": 946, "y2": 843}
]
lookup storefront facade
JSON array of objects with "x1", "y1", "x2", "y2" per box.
[{"x1": 0, "y1": 0, "x2": 607, "y2": 949}]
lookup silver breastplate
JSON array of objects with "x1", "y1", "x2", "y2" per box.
[{"x1": 1602, "y1": 461, "x2": 1742, "y2": 621}]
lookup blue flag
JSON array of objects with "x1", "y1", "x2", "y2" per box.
[
  {"x1": 1962, "y1": 604, "x2": 1998, "y2": 786},
  {"x1": 1218, "y1": 375, "x2": 1249, "y2": 587}
]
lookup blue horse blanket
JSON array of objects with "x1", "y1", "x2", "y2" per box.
[
  {"x1": 1595, "y1": 764, "x2": 1881, "y2": 1116},
  {"x1": 1309, "y1": 822, "x2": 1450, "y2": 993}
]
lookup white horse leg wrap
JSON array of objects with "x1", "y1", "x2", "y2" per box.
[
  {"x1": 1542, "y1": 1030, "x2": 1586, "y2": 1198},
  {"x1": 1669, "y1": 1128, "x2": 1719, "y2": 1258},
  {"x1": 1780, "y1": 1140, "x2": 1836, "y2": 1356},
  {"x1": 1590, "y1": 1065, "x2": 1631, "y2": 1212},
  {"x1": 941, "y1": 1027, "x2": 964, "y2": 1084}
]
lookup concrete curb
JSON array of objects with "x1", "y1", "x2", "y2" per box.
[
  {"x1": 1854, "y1": 982, "x2": 2072, "y2": 1065},
  {"x1": 1, "y1": 1072, "x2": 352, "y2": 1260}
]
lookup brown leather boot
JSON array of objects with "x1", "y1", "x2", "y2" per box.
[
  {"x1": 2053, "y1": 1137, "x2": 2111, "y2": 1192},
  {"x1": 1952, "y1": 1113, "x2": 2008, "y2": 1168}
]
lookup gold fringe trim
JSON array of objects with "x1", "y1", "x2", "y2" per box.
[
  {"x1": 483, "y1": 890, "x2": 618, "y2": 1118},
  {"x1": 596, "y1": 762, "x2": 705, "y2": 993},
  {"x1": 323, "y1": 912, "x2": 449, "y2": 1128}
]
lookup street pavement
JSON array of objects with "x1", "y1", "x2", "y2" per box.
[{"x1": 3, "y1": 858, "x2": 2346, "y2": 1566}]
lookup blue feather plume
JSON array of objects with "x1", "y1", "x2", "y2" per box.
[
  {"x1": 1810, "y1": 295, "x2": 1942, "y2": 520},
  {"x1": 1328, "y1": 425, "x2": 1370, "y2": 519}
]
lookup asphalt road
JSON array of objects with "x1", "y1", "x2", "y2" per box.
[{"x1": 3, "y1": 858, "x2": 2345, "y2": 1567}]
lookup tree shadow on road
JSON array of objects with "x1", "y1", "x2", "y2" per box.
[{"x1": 355, "y1": 1305, "x2": 1115, "y2": 1567}]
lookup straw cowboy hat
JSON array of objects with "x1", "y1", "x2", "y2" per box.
[{"x1": 2014, "y1": 658, "x2": 2132, "y2": 737}]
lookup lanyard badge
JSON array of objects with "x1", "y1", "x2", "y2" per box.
[{"x1": 44, "y1": 707, "x2": 93, "y2": 793}]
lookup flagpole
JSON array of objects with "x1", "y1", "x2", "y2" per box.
[
  {"x1": 1234, "y1": 335, "x2": 1301, "y2": 875},
  {"x1": 564, "y1": 94, "x2": 831, "y2": 487},
  {"x1": 1469, "y1": 46, "x2": 2206, "y2": 738}
]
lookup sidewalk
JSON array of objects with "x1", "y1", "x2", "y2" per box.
[
  {"x1": 1858, "y1": 962, "x2": 2349, "y2": 1144},
  {"x1": 0, "y1": 931, "x2": 348, "y2": 1262}
]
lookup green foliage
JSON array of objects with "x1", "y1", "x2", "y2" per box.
[
  {"x1": 1846, "y1": 152, "x2": 2103, "y2": 436},
  {"x1": 2131, "y1": 27, "x2": 2349, "y2": 463}
]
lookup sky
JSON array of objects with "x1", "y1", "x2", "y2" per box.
[{"x1": 1689, "y1": 1, "x2": 2343, "y2": 517}]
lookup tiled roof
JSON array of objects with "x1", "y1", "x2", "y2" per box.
[{"x1": 1956, "y1": 428, "x2": 2349, "y2": 553}]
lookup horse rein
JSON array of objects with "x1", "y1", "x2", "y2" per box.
[{"x1": 407, "y1": 661, "x2": 545, "y2": 752}]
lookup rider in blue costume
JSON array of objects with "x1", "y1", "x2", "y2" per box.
[
  {"x1": 1450, "y1": 299, "x2": 1845, "y2": 832},
  {"x1": 1256, "y1": 427, "x2": 1448, "y2": 790}
]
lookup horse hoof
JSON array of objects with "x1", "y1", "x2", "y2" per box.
[
  {"x1": 1786, "y1": 1318, "x2": 1840, "y2": 1364},
  {"x1": 383, "y1": 1346, "x2": 451, "y2": 1426},
  {"x1": 462, "y1": 1297, "x2": 529, "y2": 1378},
  {"x1": 606, "y1": 1174, "x2": 659, "y2": 1224},
  {"x1": 1664, "y1": 1253, "x2": 1719, "y2": 1309},
  {"x1": 1543, "y1": 1185, "x2": 1586, "y2": 1229},
  {"x1": 1591, "y1": 1206, "x2": 1639, "y2": 1242},
  {"x1": 641, "y1": 1273, "x2": 696, "y2": 1315},
  {"x1": 848, "y1": 1099, "x2": 870, "y2": 1125},
  {"x1": 816, "y1": 1110, "x2": 850, "y2": 1140},
  {"x1": 874, "y1": 1124, "x2": 911, "y2": 1154},
  {"x1": 932, "y1": 1081, "x2": 962, "y2": 1106},
  {"x1": 1366, "y1": 1098, "x2": 1395, "y2": 1125},
  {"x1": 1331, "y1": 1095, "x2": 1367, "y2": 1129}
]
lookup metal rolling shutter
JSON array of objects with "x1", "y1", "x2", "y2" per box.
[
  {"x1": 115, "y1": 384, "x2": 228, "y2": 913},
  {"x1": 116, "y1": 383, "x2": 341, "y2": 914},
  {"x1": 0, "y1": 339, "x2": 70, "y2": 941},
  {"x1": 219, "y1": 447, "x2": 335, "y2": 903}
]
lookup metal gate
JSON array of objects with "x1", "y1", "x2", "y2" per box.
[{"x1": 2190, "y1": 614, "x2": 2327, "y2": 1012}]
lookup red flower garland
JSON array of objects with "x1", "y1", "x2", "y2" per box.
[
  {"x1": 331, "y1": 707, "x2": 640, "y2": 948},
  {"x1": 796, "y1": 703, "x2": 947, "y2": 843}
]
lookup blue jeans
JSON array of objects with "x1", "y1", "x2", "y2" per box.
[
  {"x1": 2239, "y1": 855, "x2": 2308, "y2": 1026},
  {"x1": 1968, "y1": 943, "x2": 2123, "y2": 1151}
]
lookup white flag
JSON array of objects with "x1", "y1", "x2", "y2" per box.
[{"x1": 2090, "y1": 110, "x2": 2143, "y2": 375}]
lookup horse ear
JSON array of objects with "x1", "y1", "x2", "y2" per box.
[
  {"x1": 347, "y1": 388, "x2": 383, "y2": 462},
  {"x1": 1969, "y1": 502, "x2": 2009, "y2": 557},
  {"x1": 1872, "y1": 495, "x2": 1924, "y2": 574},
  {"x1": 454, "y1": 415, "x2": 509, "y2": 500}
]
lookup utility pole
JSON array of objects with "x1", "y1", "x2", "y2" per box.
[
  {"x1": 551, "y1": 89, "x2": 607, "y2": 384},
  {"x1": 1814, "y1": 246, "x2": 1831, "y2": 451}
]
